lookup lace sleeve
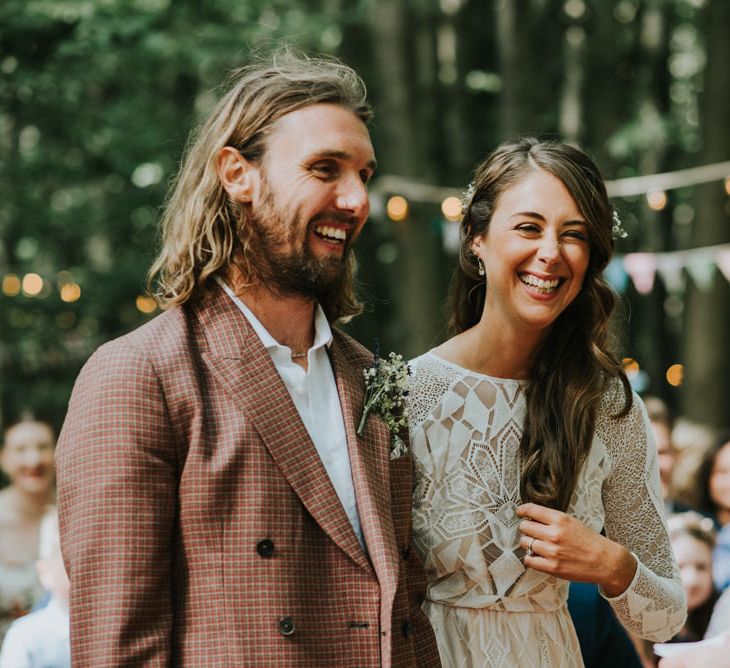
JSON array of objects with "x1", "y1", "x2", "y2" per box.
[{"x1": 597, "y1": 385, "x2": 687, "y2": 642}]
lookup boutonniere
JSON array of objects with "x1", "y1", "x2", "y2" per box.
[{"x1": 356, "y1": 349, "x2": 410, "y2": 460}]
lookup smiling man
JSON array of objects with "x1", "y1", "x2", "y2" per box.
[{"x1": 55, "y1": 51, "x2": 439, "y2": 667}]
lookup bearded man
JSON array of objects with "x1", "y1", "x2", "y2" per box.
[{"x1": 55, "y1": 51, "x2": 439, "y2": 667}]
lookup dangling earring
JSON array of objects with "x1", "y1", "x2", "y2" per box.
[{"x1": 478, "y1": 259, "x2": 485, "y2": 277}]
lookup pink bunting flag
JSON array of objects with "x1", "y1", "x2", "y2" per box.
[{"x1": 623, "y1": 253, "x2": 657, "y2": 295}]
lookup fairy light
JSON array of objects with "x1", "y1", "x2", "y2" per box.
[
  {"x1": 666, "y1": 364, "x2": 684, "y2": 387},
  {"x1": 441, "y1": 196, "x2": 463, "y2": 222},
  {"x1": 725, "y1": 176, "x2": 730, "y2": 196},
  {"x1": 60, "y1": 283, "x2": 81, "y2": 303},
  {"x1": 622, "y1": 357, "x2": 640, "y2": 377},
  {"x1": 386, "y1": 195, "x2": 409, "y2": 222},
  {"x1": 135, "y1": 295, "x2": 157, "y2": 314},
  {"x1": 2, "y1": 274, "x2": 21, "y2": 297},
  {"x1": 646, "y1": 190, "x2": 668, "y2": 211},
  {"x1": 22, "y1": 273, "x2": 43, "y2": 296}
]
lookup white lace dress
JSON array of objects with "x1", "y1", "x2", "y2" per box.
[{"x1": 408, "y1": 352, "x2": 686, "y2": 668}]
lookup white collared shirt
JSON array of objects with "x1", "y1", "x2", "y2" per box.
[{"x1": 216, "y1": 278, "x2": 364, "y2": 548}]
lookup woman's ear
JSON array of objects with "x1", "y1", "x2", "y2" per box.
[
  {"x1": 216, "y1": 146, "x2": 257, "y2": 203},
  {"x1": 470, "y1": 234, "x2": 484, "y2": 256}
]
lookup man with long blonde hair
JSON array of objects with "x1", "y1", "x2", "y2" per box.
[{"x1": 56, "y1": 50, "x2": 439, "y2": 667}]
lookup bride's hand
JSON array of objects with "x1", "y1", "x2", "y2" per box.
[{"x1": 516, "y1": 502, "x2": 637, "y2": 597}]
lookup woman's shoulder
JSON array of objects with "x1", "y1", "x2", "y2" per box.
[
  {"x1": 597, "y1": 375, "x2": 638, "y2": 419},
  {"x1": 408, "y1": 349, "x2": 460, "y2": 384},
  {"x1": 406, "y1": 350, "x2": 465, "y2": 426},
  {"x1": 595, "y1": 377, "x2": 649, "y2": 456}
]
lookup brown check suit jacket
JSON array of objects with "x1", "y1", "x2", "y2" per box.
[{"x1": 56, "y1": 284, "x2": 440, "y2": 667}]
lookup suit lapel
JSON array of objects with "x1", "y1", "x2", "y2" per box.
[
  {"x1": 195, "y1": 288, "x2": 371, "y2": 573},
  {"x1": 329, "y1": 334, "x2": 400, "y2": 602}
]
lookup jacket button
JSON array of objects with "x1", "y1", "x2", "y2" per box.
[
  {"x1": 256, "y1": 539, "x2": 274, "y2": 558},
  {"x1": 278, "y1": 616, "x2": 296, "y2": 636},
  {"x1": 401, "y1": 620, "x2": 413, "y2": 638}
]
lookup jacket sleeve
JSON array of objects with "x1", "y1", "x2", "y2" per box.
[
  {"x1": 599, "y1": 389, "x2": 687, "y2": 642},
  {"x1": 56, "y1": 339, "x2": 178, "y2": 667}
]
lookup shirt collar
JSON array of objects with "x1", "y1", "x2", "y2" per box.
[{"x1": 215, "y1": 276, "x2": 332, "y2": 353}]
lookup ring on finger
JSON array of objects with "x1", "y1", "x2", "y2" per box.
[{"x1": 526, "y1": 537, "x2": 536, "y2": 557}]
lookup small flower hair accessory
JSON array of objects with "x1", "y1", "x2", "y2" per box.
[
  {"x1": 460, "y1": 182, "x2": 476, "y2": 216},
  {"x1": 611, "y1": 209, "x2": 628, "y2": 240},
  {"x1": 357, "y1": 345, "x2": 410, "y2": 460}
]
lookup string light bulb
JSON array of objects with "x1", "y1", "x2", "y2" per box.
[
  {"x1": 666, "y1": 364, "x2": 684, "y2": 387},
  {"x1": 2, "y1": 274, "x2": 21, "y2": 297},
  {"x1": 60, "y1": 283, "x2": 81, "y2": 303},
  {"x1": 136, "y1": 295, "x2": 157, "y2": 314},
  {"x1": 441, "y1": 196, "x2": 463, "y2": 222},
  {"x1": 386, "y1": 195, "x2": 409, "y2": 222},
  {"x1": 646, "y1": 190, "x2": 668, "y2": 211},
  {"x1": 22, "y1": 273, "x2": 43, "y2": 296},
  {"x1": 622, "y1": 357, "x2": 640, "y2": 377}
]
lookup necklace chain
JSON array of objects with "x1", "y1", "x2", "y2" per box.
[{"x1": 291, "y1": 351, "x2": 308, "y2": 360}]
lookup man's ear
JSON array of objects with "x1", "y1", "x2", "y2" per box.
[{"x1": 216, "y1": 146, "x2": 257, "y2": 203}]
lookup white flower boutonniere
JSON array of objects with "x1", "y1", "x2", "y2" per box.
[{"x1": 357, "y1": 350, "x2": 410, "y2": 460}]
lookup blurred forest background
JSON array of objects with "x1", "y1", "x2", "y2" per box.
[{"x1": 1, "y1": 0, "x2": 729, "y2": 433}]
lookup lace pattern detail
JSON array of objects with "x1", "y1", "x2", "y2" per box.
[{"x1": 408, "y1": 352, "x2": 686, "y2": 666}]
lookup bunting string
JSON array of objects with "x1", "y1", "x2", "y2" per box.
[{"x1": 610, "y1": 244, "x2": 730, "y2": 295}]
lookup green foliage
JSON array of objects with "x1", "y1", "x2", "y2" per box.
[
  {"x1": 0, "y1": 0, "x2": 721, "y2": 428},
  {"x1": 0, "y1": 0, "x2": 336, "y2": 427}
]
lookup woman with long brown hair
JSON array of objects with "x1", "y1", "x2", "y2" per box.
[{"x1": 407, "y1": 138, "x2": 686, "y2": 666}]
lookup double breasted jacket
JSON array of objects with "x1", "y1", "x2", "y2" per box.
[{"x1": 56, "y1": 284, "x2": 440, "y2": 667}]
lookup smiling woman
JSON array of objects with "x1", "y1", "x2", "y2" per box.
[
  {"x1": 0, "y1": 419, "x2": 56, "y2": 642},
  {"x1": 407, "y1": 138, "x2": 687, "y2": 667}
]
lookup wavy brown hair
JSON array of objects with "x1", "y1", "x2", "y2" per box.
[
  {"x1": 147, "y1": 48, "x2": 372, "y2": 323},
  {"x1": 449, "y1": 137, "x2": 632, "y2": 512}
]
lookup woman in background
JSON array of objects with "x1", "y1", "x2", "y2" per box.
[
  {"x1": 667, "y1": 511, "x2": 719, "y2": 643},
  {"x1": 698, "y1": 431, "x2": 730, "y2": 592},
  {"x1": 408, "y1": 138, "x2": 686, "y2": 666},
  {"x1": 0, "y1": 419, "x2": 56, "y2": 641}
]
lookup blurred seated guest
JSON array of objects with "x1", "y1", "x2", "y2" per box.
[
  {"x1": 0, "y1": 419, "x2": 55, "y2": 641},
  {"x1": 672, "y1": 418, "x2": 717, "y2": 511},
  {"x1": 667, "y1": 511, "x2": 719, "y2": 643},
  {"x1": 698, "y1": 431, "x2": 730, "y2": 591},
  {"x1": 0, "y1": 508, "x2": 69, "y2": 668},
  {"x1": 644, "y1": 396, "x2": 686, "y2": 513}
]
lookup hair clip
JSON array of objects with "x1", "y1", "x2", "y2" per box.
[
  {"x1": 460, "y1": 182, "x2": 475, "y2": 216},
  {"x1": 612, "y1": 209, "x2": 628, "y2": 240}
]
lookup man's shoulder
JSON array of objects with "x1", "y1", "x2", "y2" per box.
[
  {"x1": 93, "y1": 305, "x2": 190, "y2": 364},
  {"x1": 73, "y1": 306, "x2": 195, "y2": 392}
]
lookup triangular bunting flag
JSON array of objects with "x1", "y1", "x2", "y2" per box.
[
  {"x1": 716, "y1": 248, "x2": 730, "y2": 283},
  {"x1": 686, "y1": 261, "x2": 716, "y2": 291},
  {"x1": 656, "y1": 255, "x2": 685, "y2": 293},
  {"x1": 623, "y1": 253, "x2": 657, "y2": 295},
  {"x1": 604, "y1": 257, "x2": 630, "y2": 293}
]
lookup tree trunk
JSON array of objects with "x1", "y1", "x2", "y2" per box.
[
  {"x1": 363, "y1": 0, "x2": 445, "y2": 357},
  {"x1": 680, "y1": 0, "x2": 730, "y2": 427}
]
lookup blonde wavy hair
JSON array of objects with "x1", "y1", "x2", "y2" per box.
[{"x1": 147, "y1": 48, "x2": 372, "y2": 322}]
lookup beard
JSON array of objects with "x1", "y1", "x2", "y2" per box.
[{"x1": 244, "y1": 181, "x2": 356, "y2": 301}]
